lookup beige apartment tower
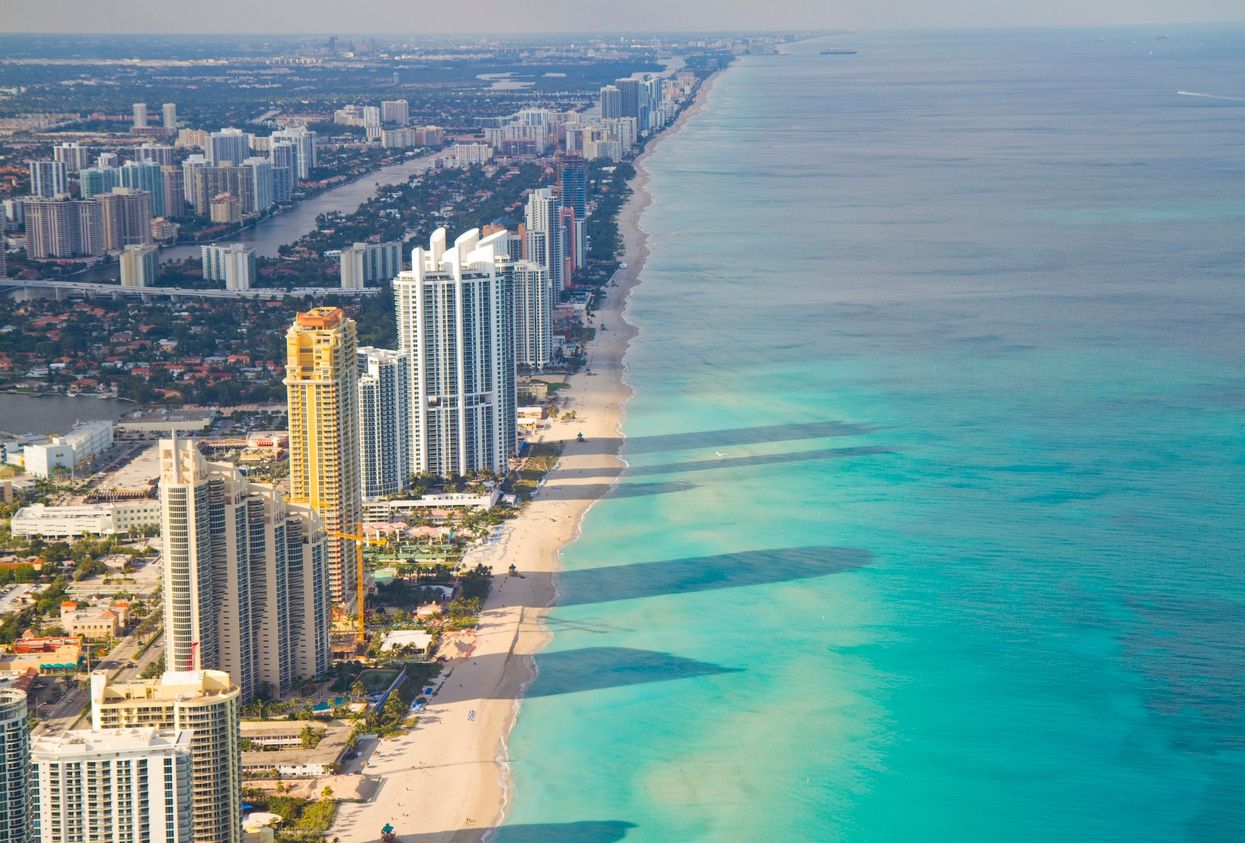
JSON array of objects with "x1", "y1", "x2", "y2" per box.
[
  {"x1": 285, "y1": 307, "x2": 362, "y2": 604},
  {"x1": 158, "y1": 437, "x2": 331, "y2": 701},
  {"x1": 90, "y1": 671, "x2": 241, "y2": 843}
]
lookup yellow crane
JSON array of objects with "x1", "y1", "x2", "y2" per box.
[{"x1": 330, "y1": 529, "x2": 388, "y2": 648}]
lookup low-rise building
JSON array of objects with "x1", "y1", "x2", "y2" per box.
[
  {"x1": 11, "y1": 500, "x2": 160, "y2": 539},
  {"x1": 239, "y1": 719, "x2": 352, "y2": 778},
  {"x1": 59, "y1": 600, "x2": 129, "y2": 639}
]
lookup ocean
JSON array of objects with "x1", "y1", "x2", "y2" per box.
[{"x1": 499, "y1": 27, "x2": 1245, "y2": 842}]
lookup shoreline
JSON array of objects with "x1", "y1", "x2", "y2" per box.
[{"x1": 329, "y1": 69, "x2": 723, "y2": 843}]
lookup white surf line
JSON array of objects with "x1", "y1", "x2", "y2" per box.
[{"x1": 1177, "y1": 90, "x2": 1245, "y2": 102}]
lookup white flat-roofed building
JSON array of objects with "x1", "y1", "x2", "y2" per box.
[
  {"x1": 22, "y1": 443, "x2": 75, "y2": 479},
  {"x1": 116, "y1": 409, "x2": 217, "y2": 434},
  {"x1": 31, "y1": 728, "x2": 194, "y2": 843},
  {"x1": 61, "y1": 419, "x2": 114, "y2": 467},
  {"x1": 361, "y1": 488, "x2": 499, "y2": 521},
  {"x1": 11, "y1": 500, "x2": 160, "y2": 540}
]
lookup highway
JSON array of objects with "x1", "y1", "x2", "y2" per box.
[{"x1": 1, "y1": 278, "x2": 381, "y2": 300}]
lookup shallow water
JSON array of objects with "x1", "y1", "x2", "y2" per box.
[{"x1": 501, "y1": 27, "x2": 1245, "y2": 842}]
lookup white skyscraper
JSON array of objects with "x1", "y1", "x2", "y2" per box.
[
  {"x1": 381, "y1": 99, "x2": 409, "y2": 126},
  {"x1": 270, "y1": 126, "x2": 316, "y2": 179},
  {"x1": 395, "y1": 227, "x2": 517, "y2": 478},
  {"x1": 162, "y1": 102, "x2": 178, "y2": 130},
  {"x1": 201, "y1": 243, "x2": 256, "y2": 291},
  {"x1": 31, "y1": 728, "x2": 194, "y2": 843},
  {"x1": 132, "y1": 103, "x2": 148, "y2": 129},
  {"x1": 158, "y1": 438, "x2": 331, "y2": 701},
  {"x1": 207, "y1": 129, "x2": 250, "y2": 166},
  {"x1": 358, "y1": 347, "x2": 410, "y2": 499},
  {"x1": 340, "y1": 240, "x2": 401, "y2": 289},
  {"x1": 28, "y1": 160, "x2": 68, "y2": 198},
  {"x1": 525, "y1": 187, "x2": 565, "y2": 294},
  {"x1": 512, "y1": 260, "x2": 554, "y2": 369},
  {"x1": 241, "y1": 157, "x2": 274, "y2": 212},
  {"x1": 0, "y1": 689, "x2": 29, "y2": 843},
  {"x1": 52, "y1": 142, "x2": 93, "y2": 173}
]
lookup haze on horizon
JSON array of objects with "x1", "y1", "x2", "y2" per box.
[{"x1": 2, "y1": 0, "x2": 1243, "y2": 35}]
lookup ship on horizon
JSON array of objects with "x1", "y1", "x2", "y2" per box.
[{"x1": 820, "y1": 48, "x2": 858, "y2": 55}]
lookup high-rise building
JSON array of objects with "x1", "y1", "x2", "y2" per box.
[
  {"x1": 269, "y1": 143, "x2": 297, "y2": 202},
  {"x1": 207, "y1": 129, "x2": 250, "y2": 167},
  {"x1": 133, "y1": 143, "x2": 176, "y2": 166},
  {"x1": 90, "y1": 671, "x2": 241, "y2": 843},
  {"x1": 557, "y1": 155, "x2": 588, "y2": 272},
  {"x1": 381, "y1": 99, "x2": 409, "y2": 126},
  {"x1": 357, "y1": 347, "x2": 410, "y2": 499},
  {"x1": 31, "y1": 728, "x2": 194, "y2": 843},
  {"x1": 181, "y1": 154, "x2": 209, "y2": 204},
  {"x1": 200, "y1": 244, "x2": 255, "y2": 290},
  {"x1": 97, "y1": 188, "x2": 154, "y2": 251},
  {"x1": 525, "y1": 187, "x2": 565, "y2": 294},
  {"x1": 600, "y1": 84, "x2": 622, "y2": 119},
  {"x1": 209, "y1": 193, "x2": 242, "y2": 225},
  {"x1": 52, "y1": 142, "x2": 93, "y2": 173},
  {"x1": 241, "y1": 157, "x2": 274, "y2": 213},
  {"x1": 395, "y1": 228, "x2": 517, "y2": 478},
  {"x1": 24, "y1": 197, "x2": 105, "y2": 259},
  {"x1": 189, "y1": 166, "x2": 256, "y2": 216},
  {"x1": 162, "y1": 102, "x2": 178, "y2": 130},
  {"x1": 557, "y1": 156, "x2": 587, "y2": 221},
  {"x1": 614, "y1": 77, "x2": 641, "y2": 122},
  {"x1": 28, "y1": 160, "x2": 67, "y2": 198},
  {"x1": 160, "y1": 164, "x2": 186, "y2": 218},
  {"x1": 270, "y1": 127, "x2": 316, "y2": 179},
  {"x1": 157, "y1": 438, "x2": 331, "y2": 699},
  {"x1": 79, "y1": 167, "x2": 119, "y2": 199},
  {"x1": 95, "y1": 152, "x2": 119, "y2": 169},
  {"x1": 120, "y1": 243, "x2": 159, "y2": 287},
  {"x1": 118, "y1": 162, "x2": 165, "y2": 217},
  {"x1": 512, "y1": 260, "x2": 554, "y2": 369},
  {"x1": 132, "y1": 103, "x2": 148, "y2": 129},
  {"x1": 285, "y1": 308, "x2": 362, "y2": 604},
  {"x1": 339, "y1": 240, "x2": 401, "y2": 289},
  {"x1": 0, "y1": 689, "x2": 29, "y2": 843}
]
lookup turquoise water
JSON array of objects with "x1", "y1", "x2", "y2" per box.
[{"x1": 499, "y1": 28, "x2": 1245, "y2": 842}]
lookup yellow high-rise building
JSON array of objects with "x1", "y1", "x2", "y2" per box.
[{"x1": 285, "y1": 307, "x2": 361, "y2": 604}]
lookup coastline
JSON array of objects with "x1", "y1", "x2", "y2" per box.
[{"x1": 330, "y1": 70, "x2": 722, "y2": 843}]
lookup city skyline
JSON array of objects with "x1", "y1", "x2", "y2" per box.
[{"x1": 4, "y1": 1, "x2": 1244, "y2": 34}]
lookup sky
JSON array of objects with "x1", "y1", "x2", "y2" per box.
[{"x1": 2, "y1": 0, "x2": 1243, "y2": 34}]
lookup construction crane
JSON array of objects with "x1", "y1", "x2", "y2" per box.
[{"x1": 330, "y1": 529, "x2": 388, "y2": 648}]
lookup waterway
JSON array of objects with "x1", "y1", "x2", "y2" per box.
[
  {"x1": 73, "y1": 149, "x2": 440, "y2": 283},
  {"x1": 0, "y1": 392, "x2": 130, "y2": 437}
]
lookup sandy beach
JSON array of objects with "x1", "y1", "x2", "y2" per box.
[{"x1": 331, "y1": 73, "x2": 719, "y2": 843}]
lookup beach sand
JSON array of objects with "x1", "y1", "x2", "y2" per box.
[{"x1": 330, "y1": 74, "x2": 719, "y2": 843}]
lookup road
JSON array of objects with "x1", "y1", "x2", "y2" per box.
[
  {"x1": 2, "y1": 279, "x2": 381, "y2": 300},
  {"x1": 32, "y1": 628, "x2": 164, "y2": 736}
]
